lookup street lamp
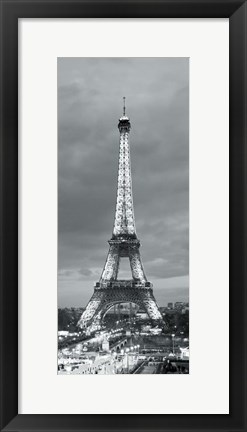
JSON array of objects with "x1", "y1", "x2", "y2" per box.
[
  {"x1": 120, "y1": 349, "x2": 124, "y2": 373},
  {"x1": 171, "y1": 334, "x2": 175, "y2": 354},
  {"x1": 112, "y1": 352, "x2": 117, "y2": 374},
  {"x1": 130, "y1": 346, "x2": 134, "y2": 369},
  {"x1": 126, "y1": 348, "x2": 130, "y2": 373}
]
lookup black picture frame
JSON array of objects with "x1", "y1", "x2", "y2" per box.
[{"x1": 0, "y1": 1, "x2": 246, "y2": 431}]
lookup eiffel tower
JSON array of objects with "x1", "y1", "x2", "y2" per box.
[{"x1": 78, "y1": 99, "x2": 163, "y2": 329}]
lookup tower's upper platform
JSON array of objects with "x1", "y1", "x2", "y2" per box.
[
  {"x1": 118, "y1": 97, "x2": 131, "y2": 132},
  {"x1": 118, "y1": 115, "x2": 131, "y2": 132}
]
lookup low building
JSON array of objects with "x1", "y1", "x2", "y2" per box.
[{"x1": 180, "y1": 346, "x2": 189, "y2": 359}]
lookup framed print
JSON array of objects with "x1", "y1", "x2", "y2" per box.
[
  {"x1": 20, "y1": 19, "x2": 229, "y2": 414},
  {"x1": 0, "y1": 1, "x2": 246, "y2": 431}
]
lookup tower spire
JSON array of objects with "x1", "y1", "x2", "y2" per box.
[{"x1": 115, "y1": 102, "x2": 134, "y2": 238}]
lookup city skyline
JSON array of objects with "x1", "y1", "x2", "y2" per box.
[{"x1": 58, "y1": 58, "x2": 189, "y2": 308}]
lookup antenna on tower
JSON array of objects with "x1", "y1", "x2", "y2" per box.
[{"x1": 123, "y1": 96, "x2": 126, "y2": 116}]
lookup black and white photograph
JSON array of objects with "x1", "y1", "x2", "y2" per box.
[{"x1": 58, "y1": 58, "x2": 189, "y2": 375}]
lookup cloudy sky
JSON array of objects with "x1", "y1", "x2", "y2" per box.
[{"x1": 58, "y1": 58, "x2": 189, "y2": 308}]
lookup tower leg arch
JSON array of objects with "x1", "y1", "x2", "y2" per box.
[{"x1": 78, "y1": 287, "x2": 164, "y2": 329}]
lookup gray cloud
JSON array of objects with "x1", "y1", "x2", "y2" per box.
[{"x1": 58, "y1": 58, "x2": 189, "y2": 307}]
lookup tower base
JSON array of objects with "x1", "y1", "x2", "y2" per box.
[{"x1": 78, "y1": 282, "x2": 163, "y2": 329}]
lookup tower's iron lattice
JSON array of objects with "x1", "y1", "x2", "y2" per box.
[{"x1": 78, "y1": 101, "x2": 163, "y2": 328}]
